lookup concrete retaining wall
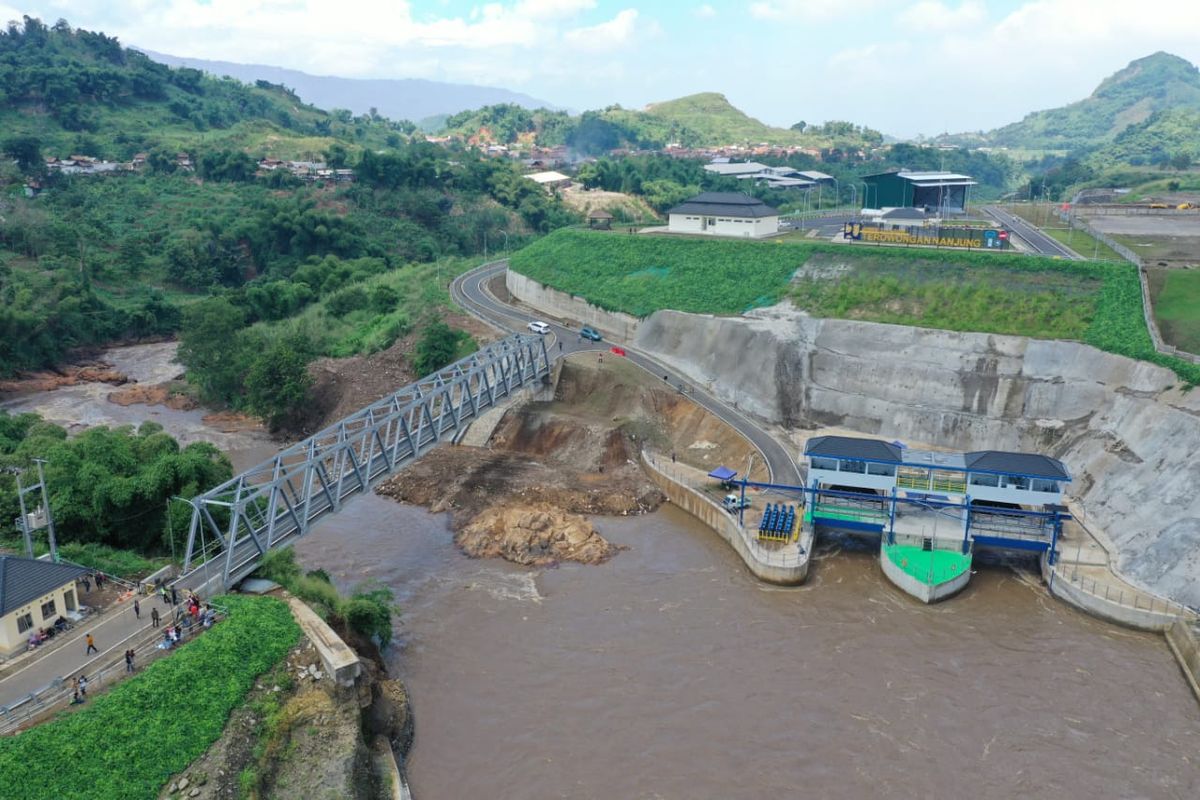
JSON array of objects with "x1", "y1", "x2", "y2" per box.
[
  {"x1": 879, "y1": 547, "x2": 971, "y2": 603},
  {"x1": 640, "y1": 452, "x2": 808, "y2": 585},
  {"x1": 506, "y1": 269, "x2": 641, "y2": 342},
  {"x1": 1165, "y1": 620, "x2": 1200, "y2": 705},
  {"x1": 1043, "y1": 562, "x2": 1179, "y2": 632},
  {"x1": 287, "y1": 596, "x2": 362, "y2": 690},
  {"x1": 634, "y1": 305, "x2": 1200, "y2": 610}
]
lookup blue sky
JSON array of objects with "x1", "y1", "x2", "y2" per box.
[{"x1": 6, "y1": 1, "x2": 1200, "y2": 137}]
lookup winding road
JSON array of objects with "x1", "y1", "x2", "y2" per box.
[{"x1": 451, "y1": 261, "x2": 802, "y2": 486}]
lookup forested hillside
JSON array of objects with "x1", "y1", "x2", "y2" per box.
[
  {"x1": 971, "y1": 52, "x2": 1200, "y2": 152},
  {"x1": 0, "y1": 18, "x2": 577, "y2": 428},
  {"x1": 439, "y1": 93, "x2": 884, "y2": 153}
]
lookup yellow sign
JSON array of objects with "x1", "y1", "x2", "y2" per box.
[{"x1": 859, "y1": 229, "x2": 985, "y2": 248}]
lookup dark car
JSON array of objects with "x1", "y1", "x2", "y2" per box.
[{"x1": 579, "y1": 326, "x2": 603, "y2": 342}]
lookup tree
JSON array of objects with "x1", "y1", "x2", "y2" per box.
[
  {"x1": 325, "y1": 142, "x2": 349, "y2": 169},
  {"x1": 790, "y1": 121, "x2": 807, "y2": 132},
  {"x1": 413, "y1": 320, "x2": 462, "y2": 375},
  {"x1": 1170, "y1": 152, "x2": 1193, "y2": 171},
  {"x1": 244, "y1": 334, "x2": 314, "y2": 432},
  {"x1": 178, "y1": 298, "x2": 248, "y2": 404},
  {"x1": 2, "y1": 136, "x2": 43, "y2": 174}
]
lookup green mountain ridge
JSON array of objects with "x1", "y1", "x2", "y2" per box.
[
  {"x1": 438, "y1": 91, "x2": 884, "y2": 153},
  {"x1": 985, "y1": 52, "x2": 1200, "y2": 151}
]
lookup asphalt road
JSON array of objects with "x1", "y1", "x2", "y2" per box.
[
  {"x1": 982, "y1": 205, "x2": 1082, "y2": 259},
  {"x1": 451, "y1": 262, "x2": 802, "y2": 486}
]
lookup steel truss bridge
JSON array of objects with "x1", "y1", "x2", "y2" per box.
[{"x1": 177, "y1": 333, "x2": 551, "y2": 593}]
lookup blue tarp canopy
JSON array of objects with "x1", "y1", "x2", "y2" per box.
[{"x1": 708, "y1": 466, "x2": 738, "y2": 481}]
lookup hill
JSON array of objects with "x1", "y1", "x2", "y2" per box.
[
  {"x1": 0, "y1": 18, "x2": 416, "y2": 160},
  {"x1": 142, "y1": 49, "x2": 558, "y2": 124},
  {"x1": 0, "y1": 17, "x2": 576, "y2": 422},
  {"x1": 986, "y1": 52, "x2": 1200, "y2": 152},
  {"x1": 438, "y1": 92, "x2": 884, "y2": 153},
  {"x1": 1085, "y1": 107, "x2": 1200, "y2": 169}
]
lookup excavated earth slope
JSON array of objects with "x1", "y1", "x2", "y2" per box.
[{"x1": 636, "y1": 306, "x2": 1200, "y2": 607}]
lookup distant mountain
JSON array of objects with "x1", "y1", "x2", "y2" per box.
[
  {"x1": 141, "y1": 50, "x2": 558, "y2": 122},
  {"x1": 984, "y1": 52, "x2": 1200, "y2": 152},
  {"x1": 439, "y1": 92, "x2": 885, "y2": 152}
]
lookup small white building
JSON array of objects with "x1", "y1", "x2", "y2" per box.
[
  {"x1": 0, "y1": 555, "x2": 88, "y2": 655},
  {"x1": 524, "y1": 170, "x2": 571, "y2": 191},
  {"x1": 667, "y1": 192, "x2": 780, "y2": 238}
]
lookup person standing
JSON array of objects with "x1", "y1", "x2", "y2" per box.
[
  {"x1": 160, "y1": 584, "x2": 169, "y2": 605},
  {"x1": 85, "y1": 633, "x2": 98, "y2": 655},
  {"x1": 78, "y1": 674, "x2": 88, "y2": 698},
  {"x1": 151, "y1": 607, "x2": 160, "y2": 628},
  {"x1": 133, "y1": 598, "x2": 141, "y2": 620},
  {"x1": 170, "y1": 586, "x2": 178, "y2": 606},
  {"x1": 81, "y1": 574, "x2": 90, "y2": 593},
  {"x1": 95, "y1": 572, "x2": 103, "y2": 590},
  {"x1": 124, "y1": 649, "x2": 134, "y2": 673}
]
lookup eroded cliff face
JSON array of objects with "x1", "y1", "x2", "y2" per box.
[{"x1": 637, "y1": 307, "x2": 1200, "y2": 607}]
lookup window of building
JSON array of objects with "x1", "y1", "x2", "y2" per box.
[
  {"x1": 811, "y1": 456, "x2": 839, "y2": 471},
  {"x1": 867, "y1": 463, "x2": 896, "y2": 476},
  {"x1": 1004, "y1": 476, "x2": 1030, "y2": 491},
  {"x1": 17, "y1": 612, "x2": 34, "y2": 633},
  {"x1": 1031, "y1": 479, "x2": 1059, "y2": 493},
  {"x1": 41, "y1": 599, "x2": 56, "y2": 620},
  {"x1": 969, "y1": 473, "x2": 999, "y2": 487},
  {"x1": 838, "y1": 459, "x2": 866, "y2": 474}
]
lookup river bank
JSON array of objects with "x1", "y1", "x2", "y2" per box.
[{"x1": 0, "y1": 341, "x2": 278, "y2": 472}]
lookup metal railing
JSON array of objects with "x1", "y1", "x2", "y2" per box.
[
  {"x1": 1053, "y1": 568, "x2": 1195, "y2": 620},
  {"x1": 0, "y1": 604, "x2": 229, "y2": 735},
  {"x1": 176, "y1": 332, "x2": 552, "y2": 593},
  {"x1": 641, "y1": 452, "x2": 807, "y2": 570}
]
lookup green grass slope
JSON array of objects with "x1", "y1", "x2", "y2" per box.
[
  {"x1": 510, "y1": 229, "x2": 1200, "y2": 385},
  {"x1": 0, "y1": 595, "x2": 300, "y2": 800}
]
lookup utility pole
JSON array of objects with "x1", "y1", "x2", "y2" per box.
[
  {"x1": 10, "y1": 461, "x2": 57, "y2": 560},
  {"x1": 33, "y1": 459, "x2": 57, "y2": 562}
]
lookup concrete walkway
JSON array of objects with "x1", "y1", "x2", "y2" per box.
[{"x1": 0, "y1": 591, "x2": 179, "y2": 707}]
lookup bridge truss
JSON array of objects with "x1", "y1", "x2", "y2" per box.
[{"x1": 179, "y1": 333, "x2": 551, "y2": 591}]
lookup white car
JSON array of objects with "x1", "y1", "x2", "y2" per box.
[{"x1": 527, "y1": 321, "x2": 551, "y2": 335}]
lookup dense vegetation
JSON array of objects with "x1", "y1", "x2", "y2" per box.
[
  {"x1": 0, "y1": 595, "x2": 300, "y2": 800},
  {"x1": 255, "y1": 547, "x2": 396, "y2": 647},
  {"x1": 440, "y1": 92, "x2": 885, "y2": 153},
  {"x1": 974, "y1": 52, "x2": 1200, "y2": 152},
  {"x1": 0, "y1": 413, "x2": 232, "y2": 555},
  {"x1": 511, "y1": 229, "x2": 1200, "y2": 385},
  {"x1": 0, "y1": 17, "x2": 581, "y2": 432}
]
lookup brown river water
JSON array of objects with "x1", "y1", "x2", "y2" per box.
[
  {"x1": 295, "y1": 494, "x2": 1200, "y2": 800},
  {"x1": 8, "y1": 344, "x2": 1198, "y2": 797}
]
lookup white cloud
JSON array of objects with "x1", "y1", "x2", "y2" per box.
[
  {"x1": 896, "y1": 0, "x2": 986, "y2": 32},
  {"x1": 564, "y1": 8, "x2": 639, "y2": 52},
  {"x1": 751, "y1": 0, "x2": 891, "y2": 21},
  {"x1": 694, "y1": 4, "x2": 717, "y2": 18}
]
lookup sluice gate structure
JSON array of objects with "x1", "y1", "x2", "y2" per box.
[{"x1": 176, "y1": 333, "x2": 552, "y2": 593}]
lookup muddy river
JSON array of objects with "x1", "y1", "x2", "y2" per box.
[
  {"x1": 295, "y1": 494, "x2": 1200, "y2": 800},
  {"x1": 0, "y1": 342, "x2": 278, "y2": 472}
]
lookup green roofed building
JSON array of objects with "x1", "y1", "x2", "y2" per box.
[{"x1": 860, "y1": 169, "x2": 977, "y2": 214}]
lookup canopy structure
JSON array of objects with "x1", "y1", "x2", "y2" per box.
[{"x1": 708, "y1": 466, "x2": 738, "y2": 481}]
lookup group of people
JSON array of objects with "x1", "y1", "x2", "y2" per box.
[
  {"x1": 26, "y1": 616, "x2": 70, "y2": 650},
  {"x1": 78, "y1": 571, "x2": 105, "y2": 593},
  {"x1": 69, "y1": 674, "x2": 88, "y2": 704}
]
